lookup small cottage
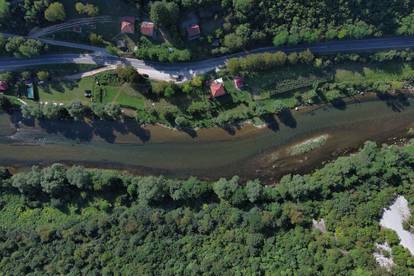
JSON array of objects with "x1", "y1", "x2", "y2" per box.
[
  {"x1": 233, "y1": 77, "x2": 244, "y2": 90},
  {"x1": 0, "y1": 81, "x2": 8, "y2": 93},
  {"x1": 210, "y1": 78, "x2": 225, "y2": 98},
  {"x1": 140, "y1": 21, "x2": 155, "y2": 37},
  {"x1": 121, "y1": 17, "x2": 135, "y2": 34},
  {"x1": 187, "y1": 24, "x2": 201, "y2": 40}
]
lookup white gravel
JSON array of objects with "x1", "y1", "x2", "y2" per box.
[{"x1": 380, "y1": 196, "x2": 414, "y2": 255}]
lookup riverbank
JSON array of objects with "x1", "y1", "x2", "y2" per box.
[{"x1": 1, "y1": 96, "x2": 413, "y2": 183}]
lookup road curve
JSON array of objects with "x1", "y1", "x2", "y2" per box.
[
  {"x1": 1, "y1": 36, "x2": 414, "y2": 81},
  {"x1": 28, "y1": 16, "x2": 114, "y2": 38}
]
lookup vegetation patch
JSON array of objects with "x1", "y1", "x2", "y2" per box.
[{"x1": 289, "y1": 134, "x2": 329, "y2": 156}]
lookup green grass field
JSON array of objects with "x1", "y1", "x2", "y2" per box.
[{"x1": 37, "y1": 76, "x2": 147, "y2": 110}]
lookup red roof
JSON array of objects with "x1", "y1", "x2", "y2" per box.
[
  {"x1": 121, "y1": 17, "x2": 135, "y2": 33},
  {"x1": 187, "y1": 24, "x2": 201, "y2": 39},
  {"x1": 234, "y1": 77, "x2": 244, "y2": 90},
  {"x1": 210, "y1": 80, "x2": 225, "y2": 98},
  {"x1": 140, "y1": 21, "x2": 155, "y2": 37},
  {"x1": 0, "y1": 81, "x2": 8, "y2": 92}
]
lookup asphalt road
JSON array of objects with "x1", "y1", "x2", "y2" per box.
[{"x1": 1, "y1": 36, "x2": 414, "y2": 81}]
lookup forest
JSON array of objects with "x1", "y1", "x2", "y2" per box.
[
  {"x1": 0, "y1": 0, "x2": 414, "y2": 57},
  {"x1": 1, "y1": 140, "x2": 414, "y2": 274}
]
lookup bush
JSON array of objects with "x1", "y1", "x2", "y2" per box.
[
  {"x1": 75, "y1": 2, "x2": 99, "y2": 16},
  {"x1": 44, "y1": 2, "x2": 66, "y2": 22}
]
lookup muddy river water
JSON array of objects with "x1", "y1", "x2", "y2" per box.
[{"x1": 0, "y1": 96, "x2": 413, "y2": 182}]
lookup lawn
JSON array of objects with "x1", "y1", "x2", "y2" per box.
[
  {"x1": 245, "y1": 65, "x2": 331, "y2": 99},
  {"x1": 37, "y1": 77, "x2": 145, "y2": 109}
]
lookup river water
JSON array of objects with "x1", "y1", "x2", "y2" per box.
[{"x1": 0, "y1": 96, "x2": 413, "y2": 181}]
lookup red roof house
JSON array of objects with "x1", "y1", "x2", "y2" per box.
[
  {"x1": 121, "y1": 17, "x2": 136, "y2": 34},
  {"x1": 210, "y1": 78, "x2": 225, "y2": 98},
  {"x1": 234, "y1": 77, "x2": 244, "y2": 90},
  {"x1": 0, "y1": 81, "x2": 8, "y2": 92},
  {"x1": 187, "y1": 24, "x2": 201, "y2": 40},
  {"x1": 140, "y1": 21, "x2": 155, "y2": 37}
]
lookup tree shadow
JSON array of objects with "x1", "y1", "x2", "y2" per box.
[
  {"x1": 330, "y1": 98, "x2": 347, "y2": 110},
  {"x1": 38, "y1": 119, "x2": 94, "y2": 142},
  {"x1": 124, "y1": 119, "x2": 151, "y2": 142},
  {"x1": 179, "y1": 126, "x2": 198, "y2": 138},
  {"x1": 377, "y1": 92, "x2": 410, "y2": 112},
  {"x1": 261, "y1": 114, "x2": 279, "y2": 132},
  {"x1": 277, "y1": 109, "x2": 297, "y2": 128}
]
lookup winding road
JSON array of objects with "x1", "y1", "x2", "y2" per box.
[
  {"x1": 28, "y1": 16, "x2": 114, "y2": 38},
  {"x1": 1, "y1": 35, "x2": 414, "y2": 81}
]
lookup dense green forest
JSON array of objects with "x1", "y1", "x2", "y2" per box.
[
  {"x1": 1, "y1": 0, "x2": 414, "y2": 57},
  {"x1": 1, "y1": 140, "x2": 414, "y2": 274}
]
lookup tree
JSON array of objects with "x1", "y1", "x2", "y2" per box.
[
  {"x1": 89, "y1": 33, "x2": 104, "y2": 46},
  {"x1": 213, "y1": 176, "x2": 244, "y2": 205},
  {"x1": 21, "y1": 71, "x2": 32, "y2": 80},
  {"x1": 11, "y1": 166, "x2": 41, "y2": 196},
  {"x1": 66, "y1": 166, "x2": 91, "y2": 190},
  {"x1": 0, "y1": 0, "x2": 10, "y2": 21},
  {"x1": 288, "y1": 52, "x2": 299, "y2": 65},
  {"x1": 0, "y1": 71, "x2": 13, "y2": 82},
  {"x1": 398, "y1": 13, "x2": 414, "y2": 36},
  {"x1": 75, "y1": 2, "x2": 99, "y2": 16},
  {"x1": 104, "y1": 103, "x2": 122, "y2": 120},
  {"x1": 44, "y1": 2, "x2": 66, "y2": 22},
  {"x1": 66, "y1": 101, "x2": 85, "y2": 121},
  {"x1": 91, "y1": 102, "x2": 106, "y2": 119},
  {"x1": 273, "y1": 30, "x2": 289, "y2": 46},
  {"x1": 299, "y1": 49, "x2": 315, "y2": 64},
  {"x1": 245, "y1": 180, "x2": 263, "y2": 203},
  {"x1": 150, "y1": 1, "x2": 179, "y2": 27},
  {"x1": 227, "y1": 58, "x2": 242, "y2": 75},
  {"x1": 23, "y1": 0, "x2": 50, "y2": 24},
  {"x1": 223, "y1": 33, "x2": 244, "y2": 51},
  {"x1": 5, "y1": 36, "x2": 25, "y2": 55},
  {"x1": 18, "y1": 39, "x2": 45, "y2": 58},
  {"x1": 116, "y1": 66, "x2": 143, "y2": 84},
  {"x1": 37, "y1": 71, "x2": 49, "y2": 81},
  {"x1": 40, "y1": 163, "x2": 67, "y2": 196},
  {"x1": 174, "y1": 116, "x2": 189, "y2": 127}
]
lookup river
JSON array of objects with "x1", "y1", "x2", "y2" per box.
[{"x1": 0, "y1": 95, "x2": 413, "y2": 182}]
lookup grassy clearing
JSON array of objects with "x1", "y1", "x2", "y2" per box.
[
  {"x1": 37, "y1": 77, "x2": 146, "y2": 109},
  {"x1": 245, "y1": 65, "x2": 331, "y2": 99},
  {"x1": 240, "y1": 60, "x2": 414, "y2": 108},
  {"x1": 289, "y1": 134, "x2": 329, "y2": 156}
]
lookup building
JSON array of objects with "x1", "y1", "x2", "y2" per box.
[
  {"x1": 233, "y1": 77, "x2": 244, "y2": 90},
  {"x1": 121, "y1": 17, "x2": 136, "y2": 34},
  {"x1": 0, "y1": 81, "x2": 8, "y2": 92},
  {"x1": 187, "y1": 24, "x2": 201, "y2": 40},
  {"x1": 140, "y1": 21, "x2": 155, "y2": 37},
  {"x1": 26, "y1": 83, "x2": 34, "y2": 99},
  {"x1": 210, "y1": 78, "x2": 226, "y2": 98}
]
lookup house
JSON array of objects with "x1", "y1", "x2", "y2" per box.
[
  {"x1": 233, "y1": 77, "x2": 244, "y2": 90},
  {"x1": 121, "y1": 16, "x2": 136, "y2": 34},
  {"x1": 0, "y1": 81, "x2": 8, "y2": 92},
  {"x1": 210, "y1": 78, "x2": 226, "y2": 98},
  {"x1": 140, "y1": 21, "x2": 155, "y2": 37},
  {"x1": 187, "y1": 24, "x2": 201, "y2": 40}
]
